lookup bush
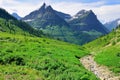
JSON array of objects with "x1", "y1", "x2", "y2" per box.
[
  {"x1": 6, "y1": 49, "x2": 13, "y2": 53},
  {"x1": 116, "y1": 52, "x2": 120, "y2": 57},
  {"x1": 112, "y1": 41, "x2": 116, "y2": 45},
  {"x1": 0, "y1": 55, "x2": 25, "y2": 65},
  {"x1": 43, "y1": 39, "x2": 46, "y2": 42},
  {"x1": 0, "y1": 59, "x2": 4, "y2": 64}
]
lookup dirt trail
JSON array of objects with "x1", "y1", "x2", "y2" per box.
[{"x1": 80, "y1": 55, "x2": 120, "y2": 80}]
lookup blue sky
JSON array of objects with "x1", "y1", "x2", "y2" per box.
[
  {"x1": 18, "y1": 0, "x2": 120, "y2": 5},
  {"x1": 0, "y1": 0, "x2": 120, "y2": 23},
  {"x1": 81, "y1": 0, "x2": 120, "y2": 5}
]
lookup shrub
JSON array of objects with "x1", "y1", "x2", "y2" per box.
[
  {"x1": 1, "y1": 55, "x2": 25, "y2": 65},
  {"x1": 112, "y1": 41, "x2": 116, "y2": 45},
  {"x1": 116, "y1": 52, "x2": 120, "y2": 57},
  {"x1": 43, "y1": 39, "x2": 46, "y2": 42},
  {"x1": 75, "y1": 55, "x2": 81, "y2": 59},
  {"x1": 6, "y1": 49, "x2": 13, "y2": 53},
  {"x1": 0, "y1": 59, "x2": 4, "y2": 64}
]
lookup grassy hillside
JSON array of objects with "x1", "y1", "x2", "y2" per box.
[
  {"x1": 84, "y1": 26, "x2": 120, "y2": 75},
  {"x1": 0, "y1": 18, "x2": 27, "y2": 34},
  {"x1": 0, "y1": 8, "x2": 43, "y2": 37},
  {"x1": 0, "y1": 32, "x2": 99, "y2": 80},
  {"x1": 0, "y1": 18, "x2": 43, "y2": 37}
]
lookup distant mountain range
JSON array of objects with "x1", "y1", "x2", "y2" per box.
[
  {"x1": 12, "y1": 13, "x2": 21, "y2": 20},
  {"x1": 104, "y1": 18, "x2": 120, "y2": 31},
  {"x1": 22, "y1": 3, "x2": 109, "y2": 45}
]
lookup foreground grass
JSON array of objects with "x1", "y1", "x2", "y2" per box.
[
  {"x1": 0, "y1": 65, "x2": 44, "y2": 80},
  {"x1": 0, "y1": 32, "x2": 98, "y2": 80}
]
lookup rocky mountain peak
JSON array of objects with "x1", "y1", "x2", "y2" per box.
[
  {"x1": 46, "y1": 5, "x2": 53, "y2": 11},
  {"x1": 87, "y1": 10, "x2": 96, "y2": 17},
  {"x1": 76, "y1": 9, "x2": 88, "y2": 16},
  {"x1": 74, "y1": 10, "x2": 95, "y2": 18}
]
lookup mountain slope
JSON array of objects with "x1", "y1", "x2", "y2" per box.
[
  {"x1": 84, "y1": 25, "x2": 120, "y2": 75},
  {"x1": 12, "y1": 12, "x2": 21, "y2": 20},
  {"x1": 0, "y1": 8, "x2": 16, "y2": 20},
  {"x1": 104, "y1": 18, "x2": 120, "y2": 31},
  {"x1": 0, "y1": 8, "x2": 43, "y2": 37}
]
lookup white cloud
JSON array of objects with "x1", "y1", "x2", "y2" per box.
[
  {"x1": 51, "y1": 1, "x2": 120, "y2": 23},
  {"x1": 0, "y1": 0, "x2": 51, "y2": 17},
  {"x1": 51, "y1": 1, "x2": 105, "y2": 15},
  {"x1": 93, "y1": 5, "x2": 120, "y2": 23},
  {"x1": 0, "y1": 0, "x2": 120, "y2": 23}
]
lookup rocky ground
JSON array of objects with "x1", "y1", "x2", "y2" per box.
[{"x1": 80, "y1": 55, "x2": 120, "y2": 80}]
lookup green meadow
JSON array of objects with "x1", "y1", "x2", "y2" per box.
[{"x1": 0, "y1": 32, "x2": 98, "y2": 80}]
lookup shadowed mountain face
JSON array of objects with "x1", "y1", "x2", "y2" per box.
[
  {"x1": 22, "y1": 3, "x2": 108, "y2": 45},
  {"x1": 0, "y1": 8, "x2": 17, "y2": 20}
]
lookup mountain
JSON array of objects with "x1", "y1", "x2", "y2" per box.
[
  {"x1": 69, "y1": 10, "x2": 108, "y2": 33},
  {"x1": 22, "y1": 3, "x2": 78, "y2": 44},
  {"x1": 28, "y1": 5, "x2": 69, "y2": 28},
  {"x1": 22, "y1": 3, "x2": 70, "y2": 27},
  {"x1": 22, "y1": 3, "x2": 108, "y2": 45},
  {"x1": 0, "y1": 8, "x2": 43, "y2": 37},
  {"x1": 12, "y1": 12, "x2": 21, "y2": 20},
  {"x1": 68, "y1": 10, "x2": 109, "y2": 44},
  {"x1": 104, "y1": 18, "x2": 120, "y2": 31},
  {"x1": 22, "y1": 3, "x2": 71, "y2": 21},
  {"x1": 84, "y1": 25, "x2": 120, "y2": 76}
]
